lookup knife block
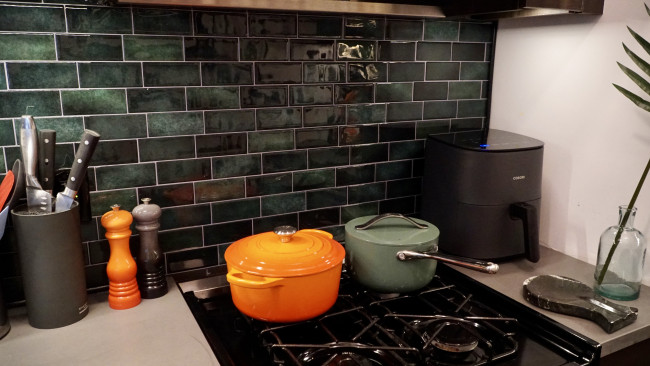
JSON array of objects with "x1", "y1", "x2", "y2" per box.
[{"x1": 11, "y1": 202, "x2": 88, "y2": 329}]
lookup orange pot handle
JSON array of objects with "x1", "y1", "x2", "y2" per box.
[
  {"x1": 226, "y1": 268, "x2": 286, "y2": 289},
  {"x1": 299, "y1": 229, "x2": 333, "y2": 240}
]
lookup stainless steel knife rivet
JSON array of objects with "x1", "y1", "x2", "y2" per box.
[
  {"x1": 71, "y1": 177, "x2": 76, "y2": 181},
  {"x1": 77, "y1": 159, "x2": 82, "y2": 163}
]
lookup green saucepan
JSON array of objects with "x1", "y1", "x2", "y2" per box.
[{"x1": 344, "y1": 213, "x2": 499, "y2": 293}]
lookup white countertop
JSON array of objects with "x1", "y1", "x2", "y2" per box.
[{"x1": 0, "y1": 277, "x2": 219, "y2": 366}]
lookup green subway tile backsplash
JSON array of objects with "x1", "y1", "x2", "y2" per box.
[{"x1": 0, "y1": 2, "x2": 495, "y2": 298}]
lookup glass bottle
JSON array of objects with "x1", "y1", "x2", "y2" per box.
[{"x1": 594, "y1": 206, "x2": 647, "y2": 300}]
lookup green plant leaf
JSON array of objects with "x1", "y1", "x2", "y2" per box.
[
  {"x1": 617, "y1": 62, "x2": 650, "y2": 97},
  {"x1": 623, "y1": 43, "x2": 650, "y2": 79},
  {"x1": 628, "y1": 26, "x2": 650, "y2": 57},
  {"x1": 613, "y1": 83, "x2": 650, "y2": 112}
]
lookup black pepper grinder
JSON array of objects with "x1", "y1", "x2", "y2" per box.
[{"x1": 132, "y1": 198, "x2": 168, "y2": 299}]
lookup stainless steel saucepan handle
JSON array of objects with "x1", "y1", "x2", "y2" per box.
[
  {"x1": 396, "y1": 250, "x2": 499, "y2": 274},
  {"x1": 355, "y1": 213, "x2": 428, "y2": 230}
]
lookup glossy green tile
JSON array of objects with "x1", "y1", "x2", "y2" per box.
[
  {"x1": 336, "y1": 164, "x2": 374, "y2": 186},
  {"x1": 187, "y1": 87, "x2": 239, "y2": 110},
  {"x1": 426, "y1": 62, "x2": 460, "y2": 80},
  {"x1": 423, "y1": 100, "x2": 457, "y2": 119},
  {"x1": 337, "y1": 41, "x2": 375, "y2": 61},
  {"x1": 212, "y1": 154, "x2": 260, "y2": 178},
  {"x1": 57, "y1": 35, "x2": 123, "y2": 61},
  {"x1": 290, "y1": 85, "x2": 333, "y2": 105},
  {"x1": 127, "y1": 88, "x2": 185, "y2": 113},
  {"x1": 124, "y1": 36, "x2": 184, "y2": 61},
  {"x1": 417, "y1": 42, "x2": 452, "y2": 61},
  {"x1": 250, "y1": 13, "x2": 296, "y2": 37},
  {"x1": 458, "y1": 100, "x2": 488, "y2": 117},
  {"x1": 290, "y1": 40, "x2": 335, "y2": 61},
  {"x1": 157, "y1": 158, "x2": 211, "y2": 184},
  {"x1": 375, "y1": 83, "x2": 412, "y2": 103},
  {"x1": 138, "y1": 183, "x2": 194, "y2": 207},
  {"x1": 308, "y1": 147, "x2": 349, "y2": 168},
  {"x1": 205, "y1": 110, "x2": 255, "y2": 133},
  {"x1": 256, "y1": 62, "x2": 301, "y2": 84},
  {"x1": 143, "y1": 62, "x2": 200, "y2": 86},
  {"x1": 350, "y1": 143, "x2": 388, "y2": 164},
  {"x1": 296, "y1": 127, "x2": 338, "y2": 149},
  {"x1": 460, "y1": 62, "x2": 490, "y2": 80},
  {"x1": 241, "y1": 86, "x2": 287, "y2": 108},
  {"x1": 0, "y1": 34, "x2": 55, "y2": 60},
  {"x1": 254, "y1": 214, "x2": 298, "y2": 233},
  {"x1": 390, "y1": 140, "x2": 425, "y2": 160},
  {"x1": 248, "y1": 130, "x2": 294, "y2": 153},
  {"x1": 335, "y1": 84, "x2": 373, "y2": 104},
  {"x1": 349, "y1": 63, "x2": 386, "y2": 82},
  {"x1": 91, "y1": 140, "x2": 138, "y2": 165},
  {"x1": 139, "y1": 136, "x2": 195, "y2": 161},
  {"x1": 293, "y1": 169, "x2": 335, "y2": 191},
  {"x1": 306, "y1": 187, "x2": 346, "y2": 209},
  {"x1": 298, "y1": 16, "x2": 342, "y2": 38},
  {"x1": 85, "y1": 114, "x2": 147, "y2": 140},
  {"x1": 148, "y1": 112, "x2": 203, "y2": 137},
  {"x1": 452, "y1": 43, "x2": 486, "y2": 61},
  {"x1": 212, "y1": 197, "x2": 260, "y2": 223},
  {"x1": 133, "y1": 8, "x2": 192, "y2": 35},
  {"x1": 79, "y1": 62, "x2": 142, "y2": 88},
  {"x1": 344, "y1": 17, "x2": 384, "y2": 39},
  {"x1": 0, "y1": 91, "x2": 61, "y2": 118},
  {"x1": 262, "y1": 151, "x2": 306, "y2": 173},
  {"x1": 378, "y1": 42, "x2": 415, "y2": 62},
  {"x1": 196, "y1": 133, "x2": 247, "y2": 157},
  {"x1": 460, "y1": 22, "x2": 494, "y2": 42},
  {"x1": 185, "y1": 37, "x2": 238, "y2": 61},
  {"x1": 90, "y1": 189, "x2": 138, "y2": 217},
  {"x1": 7, "y1": 62, "x2": 77, "y2": 89},
  {"x1": 195, "y1": 178, "x2": 245, "y2": 203},
  {"x1": 348, "y1": 182, "x2": 385, "y2": 204},
  {"x1": 379, "y1": 122, "x2": 415, "y2": 142},
  {"x1": 159, "y1": 205, "x2": 210, "y2": 230},
  {"x1": 416, "y1": 120, "x2": 451, "y2": 138},
  {"x1": 241, "y1": 39, "x2": 288, "y2": 61},
  {"x1": 299, "y1": 207, "x2": 339, "y2": 228},
  {"x1": 261, "y1": 192, "x2": 305, "y2": 216},
  {"x1": 0, "y1": 65, "x2": 6, "y2": 90},
  {"x1": 95, "y1": 163, "x2": 156, "y2": 190},
  {"x1": 194, "y1": 11, "x2": 247, "y2": 36},
  {"x1": 303, "y1": 63, "x2": 345, "y2": 83},
  {"x1": 376, "y1": 160, "x2": 411, "y2": 181},
  {"x1": 387, "y1": 102, "x2": 423, "y2": 122},
  {"x1": 204, "y1": 220, "x2": 252, "y2": 245},
  {"x1": 347, "y1": 104, "x2": 385, "y2": 124},
  {"x1": 158, "y1": 227, "x2": 204, "y2": 252},
  {"x1": 62, "y1": 89, "x2": 127, "y2": 115},
  {"x1": 12, "y1": 116, "x2": 83, "y2": 143},
  {"x1": 66, "y1": 7, "x2": 132, "y2": 34},
  {"x1": 0, "y1": 4, "x2": 65, "y2": 32},
  {"x1": 451, "y1": 117, "x2": 483, "y2": 132},
  {"x1": 380, "y1": 197, "x2": 416, "y2": 214},
  {"x1": 246, "y1": 173, "x2": 292, "y2": 197},
  {"x1": 202, "y1": 63, "x2": 253, "y2": 85},
  {"x1": 0, "y1": 119, "x2": 15, "y2": 146},
  {"x1": 304, "y1": 106, "x2": 345, "y2": 127},
  {"x1": 387, "y1": 177, "x2": 421, "y2": 198},
  {"x1": 386, "y1": 19, "x2": 423, "y2": 40},
  {"x1": 449, "y1": 81, "x2": 482, "y2": 99},
  {"x1": 340, "y1": 125, "x2": 378, "y2": 145},
  {"x1": 388, "y1": 62, "x2": 424, "y2": 82},
  {"x1": 413, "y1": 82, "x2": 448, "y2": 101},
  {"x1": 424, "y1": 21, "x2": 459, "y2": 41}
]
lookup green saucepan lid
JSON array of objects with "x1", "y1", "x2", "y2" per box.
[{"x1": 344, "y1": 213, "x2": 439, "y2": 247}]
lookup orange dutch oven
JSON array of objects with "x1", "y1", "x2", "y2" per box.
[{"x1": 224, "y1": 225, "x2": 345, "y2": 322}]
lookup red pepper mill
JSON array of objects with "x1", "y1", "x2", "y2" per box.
[
  {"x1": 102, "y1": 204, "x2": 141, "y2": 310},
  {"x1": 132, "y1": 198, "x2": 168, "y2": 299}
]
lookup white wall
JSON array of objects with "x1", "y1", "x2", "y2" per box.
[{"x1": 490, "y1": 0, "x2": 650, "y2": 283}]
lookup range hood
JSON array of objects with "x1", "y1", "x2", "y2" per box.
[{"x1": 116, "y1": 0, "x2": 604, "y2": 19}]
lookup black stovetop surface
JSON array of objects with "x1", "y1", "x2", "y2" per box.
[{"x1": 181, "y1": 264, "x2": 600, "y2": 366}]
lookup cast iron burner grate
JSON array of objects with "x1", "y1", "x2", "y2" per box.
[{"x1": 254, "y1": 276, "x2": 519, "y2": 366}]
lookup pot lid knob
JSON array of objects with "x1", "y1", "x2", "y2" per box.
[{"x1": 274, "y1": 225, "x2": 297, "y2": 243}]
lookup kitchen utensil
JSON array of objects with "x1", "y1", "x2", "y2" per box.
[
  {"x1": 55, "y1": 130, "x2": 100, "y2": 212},
  {"x1": 37, "y1": 129, "x2": 56, "y2": 194},
  {"x1": 20, "y1": 115, "x2": 52, "y2": 212},
  {"x1": 55, "y1": 168, "x2": 91, "y2": 222},
  {"x1": 0, "y1": 171, "x2": 14, "y2": 210},
  {"x1": 344, "y1": 213, "x2": 498, "y2": 293},
  {"x1": 523, "y1": 275, "x2": 638, "y2": 333},
  {"x1": 5, "y1": 159, "x2": 25, "y2": 211},
  {"x1": 224, "y1": 225, "x2": 345, "y2": 322}
]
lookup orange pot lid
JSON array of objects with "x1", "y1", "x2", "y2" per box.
[{"x1": 224, "y1": 226, "x2": 345, "y2": 277}]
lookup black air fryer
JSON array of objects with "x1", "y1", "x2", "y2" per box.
[{"x1": 421, "y1": 129, "x2": 543, "y2": 262}]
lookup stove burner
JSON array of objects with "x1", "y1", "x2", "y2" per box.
[
  {"x1": 297, "y1": 342, "x2": 407, "y2": 366},
  {"x1": 430, "y1": 322, "x2": 479, "y2": 353}
]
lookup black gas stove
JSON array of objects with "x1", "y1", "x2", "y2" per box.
[{"x1": 180, "y1": 264, "x2": 600, "y2": 366}]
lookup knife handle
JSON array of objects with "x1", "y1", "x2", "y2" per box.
[
  {"x1": 38, "y1": 129, "x2": 56, "y2": 193},
  {"x1": 20, "y1": 115, "x2": 41, "y2": 189},
  {"x1": 67, "y1": 130, "x2": 100, "y2": 192}
]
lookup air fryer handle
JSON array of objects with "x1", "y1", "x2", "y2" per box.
[{"x1": 510, "y1": 202, "x2": 540, "y2": 263}]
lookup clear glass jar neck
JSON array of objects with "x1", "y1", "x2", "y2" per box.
[{"x1": 618, "y1": 205, "x2": 637, "y2": 229}]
